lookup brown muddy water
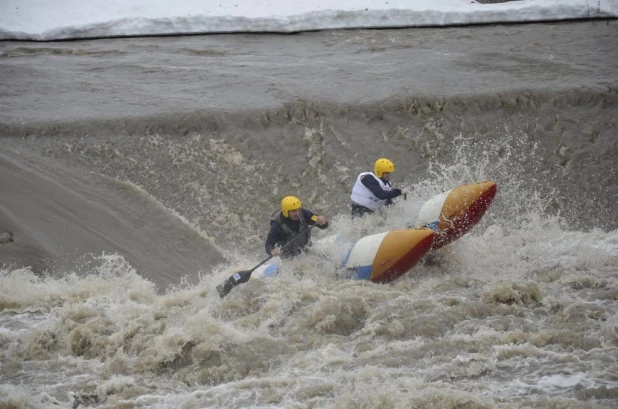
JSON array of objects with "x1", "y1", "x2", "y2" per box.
[{"x1": 1, "y1": 20, "x2": 617, "y2": 409}]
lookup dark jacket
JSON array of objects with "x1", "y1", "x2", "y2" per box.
[{"x1": 265, "y1": 208, "x2": 329, "y2": 258}]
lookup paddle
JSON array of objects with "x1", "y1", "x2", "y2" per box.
[{"x1": 216, "y1": 223, "x2": 318, "y2": 298}]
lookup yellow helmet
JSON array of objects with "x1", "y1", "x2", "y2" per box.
[
  {"x1": 374, "y1": 158, "x2": 395, "y2": 178},
  {"x1": 281, "y1": 196, "x2": 302, "y2": 217}
]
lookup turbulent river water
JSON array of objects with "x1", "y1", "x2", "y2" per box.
[{"x1": 1, "y1": 20, "x2": 617, "y2": 409}]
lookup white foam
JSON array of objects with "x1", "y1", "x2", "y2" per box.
[{"x1": 1, "y1": 0, "x2": 616, "y2": 41}]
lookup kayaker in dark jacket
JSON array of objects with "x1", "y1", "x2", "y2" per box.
[{"x1": 265, "y1": 196, "x2": 329, "y2": 258}]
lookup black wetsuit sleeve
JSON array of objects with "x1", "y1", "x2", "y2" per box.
[
  {"x1": 361, "y1": 175, "x2": 402, "y2": 200},
  {"x1": 302, "y1": 209, "x2": 329, "y2": 229},
  {"x1": 265, "y1": 222, "x2": 286, "y2": 255}
]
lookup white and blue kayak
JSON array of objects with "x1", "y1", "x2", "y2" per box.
[
  {"x1": 217, "y1": 181, "x2": 497, "y2": 297},
  {"x1": 251, "y1": 227, "x2": 435, "y2": 283}
]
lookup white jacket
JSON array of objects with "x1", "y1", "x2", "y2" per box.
[{"x1": 350, "y1": 172, "x2": 392, "y2": 210}]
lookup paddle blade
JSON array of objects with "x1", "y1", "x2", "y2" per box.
[
  {"x1": 216, "y1": 270, "x2": 252, "y2": 298},
  {"x1": 216, "y1": 280, "x2": 234, "y2": 298}
]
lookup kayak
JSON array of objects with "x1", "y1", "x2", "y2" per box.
[
  {"x1": 341, "y1": 228, "x2": 436, "y2": 283},
  {"x1": 252, "y1": 181, "x2": 497, "y2": 282},
  {"x1": 251, "y1": 227, "x2": 436, "y2": 284},
  {"x1": 217, "y1": 180, "x2": 497, "y2": 296},
  {"x1": 416, "y1": 180, "x2": 497, "y2": 249}
]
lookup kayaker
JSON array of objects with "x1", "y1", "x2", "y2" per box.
[
  {"x1": 350, "y1": 158, "x2": 409, "y2": 217},
  {"x1": 265, "y1": 196, "x2": 329, "y2": 258}
]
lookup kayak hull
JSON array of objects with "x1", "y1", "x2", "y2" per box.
[
  {"x1": 417, "y1": 180, "x2": 497, "y2": 249},
  {"x1": 342, "y1": 228, "x2": 436, "y2": 283}
]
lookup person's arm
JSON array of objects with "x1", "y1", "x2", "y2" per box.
[
  {"x1": 361, "y1": 175, "x2": 402, "y2": 200},
  {"x1": 303, "y1": 209, "x2": 329, "y2": 229},
  {"x1": 265, "y1": 222, "x2": 285, "y2": 255}
]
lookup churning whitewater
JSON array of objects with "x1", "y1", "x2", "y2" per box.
[{"x1": 1, "y1": 17, "x2": 618, "y2": 409}]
